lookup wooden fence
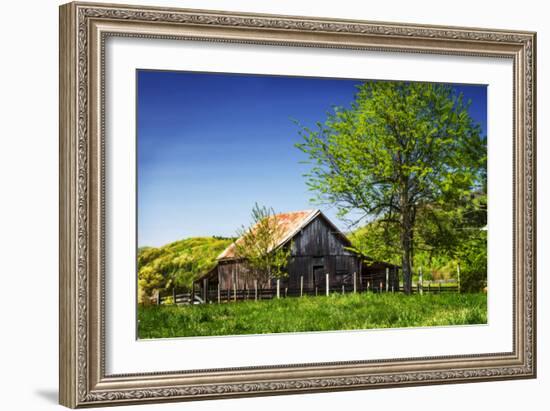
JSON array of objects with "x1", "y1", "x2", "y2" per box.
[{"x1": 158, "y1": 280, "x2": 459, "y2": 306}]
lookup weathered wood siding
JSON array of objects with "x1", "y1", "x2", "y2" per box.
[
  {"x1": 218, "y1": 260, "x2": 254, "y2": 290},
  {"x1": 290, "y1": 216, "x2": 356, "y2": 257},
  {"x1": 286, "y1": 256, "x2": 360, "y2": 289},
  {"x1": 285, "y1": 215, "x2": 360, "y2": 289}
]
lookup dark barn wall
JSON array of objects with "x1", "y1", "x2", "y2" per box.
[
  {"x1": 290, "y1": 216, "x2": 355, "y2": 257},
  {"x1": 286, "y1": 255, "x2": 360, "y2": 289},
  {"x1": 287, "y1": 215, "x2": 360, "y2": 289},
  {"x1": 218, "y1": 260, "x2": 253, "y2": 290}
]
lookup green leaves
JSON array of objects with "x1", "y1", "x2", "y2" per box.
[{"x1": 298, "y1": 79, "x2": 485, "y2": 216}]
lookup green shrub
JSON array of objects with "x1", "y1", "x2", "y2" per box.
[
  {"x1": 161, "y1": 296, "x2": 174, "y2": 305},
  {"x1": 460, "y1": 269, "x2": 487, "y2": 293}
]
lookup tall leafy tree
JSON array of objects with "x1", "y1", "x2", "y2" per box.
[
  {"x1": 234, "y1": 203, "x2": 290, "y2": 287},
  {"x1": 296, "y1": 81, "x2": 485, "y2": 293}
]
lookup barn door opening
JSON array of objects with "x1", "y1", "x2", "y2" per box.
[{"x1": 313, "y1": 265, "x2": 325, "y2": 290}]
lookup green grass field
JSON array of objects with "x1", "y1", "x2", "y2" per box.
[{"x1": 137, "y1": 292, "x2": 487, "y2": 339}]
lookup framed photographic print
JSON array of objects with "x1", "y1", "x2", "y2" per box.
[{"x1": 59, "y1": 1, "x2": 537, "y2": 408}]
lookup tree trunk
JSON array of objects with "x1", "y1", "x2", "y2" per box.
[
  {"x1": 401, "y1": 235, "x2": 413, "y2": 294},
  {"x1": 400, "y1": 188, "x2": 413, "y2": 294}
]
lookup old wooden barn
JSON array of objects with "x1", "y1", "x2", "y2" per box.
[{"x1": 194, "y1": 210, "x2": 398, "y2": 300}]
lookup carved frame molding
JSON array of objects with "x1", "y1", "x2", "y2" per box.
[{"x1": 59, "y1": 2, "x2": 536, "y2": 408}]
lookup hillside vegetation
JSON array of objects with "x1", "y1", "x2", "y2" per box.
[{"x1": 138, "y1": 237, "x2": 233, "y2": 304}]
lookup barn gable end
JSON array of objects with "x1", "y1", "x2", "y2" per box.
[{"x1": 289, "y1": 213, "x2": 355, "y2": 257}]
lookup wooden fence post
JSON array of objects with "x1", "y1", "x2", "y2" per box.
[
  {"x1": 419, "y1": 267, "x2": 423, "y2": 296},
  {"x1": 227, "y1": 288, "x2": 230, "y2": 302},
  {"x1": 233, "y1": 282, "x2": 237, "y2": 302},
  {"x1": 254, "y1": 280, "x2": 258, "y2": 301},
  {"x1": 157, "y1": 291, "x2": 161, "y2": 305},
  {"x1": 315, "y1": 286, "x2": 318, "y2": 296},
  {"x1": 173, "y1": 286, "x2": 177, "y2": 305},
  {"x1": 326, "y1": 273, "x2": 329, "y2": 296},
  {"x1": 379, "y1": 281, "x2": 383, "y2": 293},
  {"x1": 217, "y1": 283, "x2": 220, "y2": 304},
  {"x1": 394, "y1": 267, "x2": 399, "y2": 292},
  {"x1": 285, "y1": 287, "x2": 288, "y2": 298},
  {"x1": 353, "y1": 272, "x2": 357, "y2": 294},
  {"x1": 385, "y1": 267, "x2": 389, "y2": 293},
  {"x1": 367, "y1": 281, "x2": 370, "y2": 292},
  {"x1": 276, "y1": 279, "x2": 280, "y2": 299},
  {"x1": 457, "y1": 263, "x2": 461, "y2": 293},
  {"x1": 342, "y1": 285, "x2": 345, "y2": 295},
  {"x1": 300, "y1": 275, "x2": 304, "y2": 297}
]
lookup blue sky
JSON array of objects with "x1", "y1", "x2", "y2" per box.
[{"x1": 137, "y1": 70, "x2": 487, "y2": 247}]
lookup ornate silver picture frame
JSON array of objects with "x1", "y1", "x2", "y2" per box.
[{"x1": 59, "y1": 1, "x2": 536, "y2": 408}]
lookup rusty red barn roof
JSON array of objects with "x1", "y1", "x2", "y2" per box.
[{"x1": 217, "y1": 209, "x2": 322, "y2": 260}]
